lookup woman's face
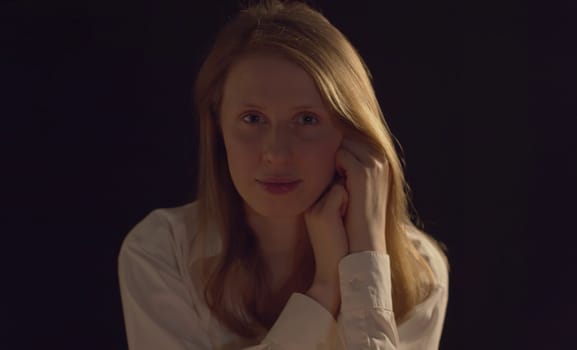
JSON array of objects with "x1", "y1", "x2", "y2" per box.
[{"x1": 219, "y1": 54, "x2": 343, "y2": 217}]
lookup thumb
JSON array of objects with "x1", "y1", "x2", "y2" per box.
[{"x1": 329, "y1": 183, "x2": 348, "y2": 217}]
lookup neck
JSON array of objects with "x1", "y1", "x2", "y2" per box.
[
  {"x1": 242, "y1": 204, "x2": 315, "y2": 328},
  {"x1": 245, "y1": 206, "x2": 307, "y2": 259},
  {"x1": 244, "y1": 204, "x2": 313, "y2": 291}
]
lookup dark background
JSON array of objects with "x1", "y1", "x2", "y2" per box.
[{"x1": 4, "y1": 0, "x2": 565, "y2": 349}]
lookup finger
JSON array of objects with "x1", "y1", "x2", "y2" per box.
[
  {"x1": 342, "y1": 138, "x2": 386, "y2": 167},
  {"x1": 328, "y1": 184, "x2": 348, "y2": 215},
  {"x1": 329, "y1": 174, "x2": 348, "y2": 216},
  {"x1": 338, "y1": 185, "x2": 349, "y2": 217},
  {"x1": 335, "y1": 146, "x2": 360, "y2": 180},
  {"x1": 310, "y1": 180, "x2": 342, "y2": 212},
  {"x1": 334, "y1": 172, "x2": 347, "y2": 186},
  {"x1": 315, "y1": 182, "x2": 343, "y2": 210},
  {"x1": 340, "y1": 139, "x2": 364, "y2": 164},
  {"x1": 323, "y1": 184, "x2": 347, "y2": 210}
]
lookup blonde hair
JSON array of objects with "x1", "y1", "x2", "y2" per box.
[{"x1": 191, "y1": 0, "x2": 449, "y2": 338}]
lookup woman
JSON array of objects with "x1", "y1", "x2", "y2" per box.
[{"x1": 118, "y1": 0, "x2": 449, "y2": 349}]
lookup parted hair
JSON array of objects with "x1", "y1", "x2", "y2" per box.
[{"x1": 191, "y1": 0, "x2": 449, "y2": 338}]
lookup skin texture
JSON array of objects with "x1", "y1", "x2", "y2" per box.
[
  {"x1": 305, "y1": 138, "x2": 390, "y2": 315},
  {"x1": 219, "y1": 53, "x2": 343, "y2": 266},
  {"x1": 219, "y1": 53, "x2": 390, "y2": 318},
  {"x1": 220, "y1": 54, "x2": 342, "y2": 218}
]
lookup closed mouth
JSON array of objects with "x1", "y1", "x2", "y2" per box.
[
  {"x1": 256, "y1": 179, "x2": 301, "y2": 185},
  {"x1": 257, "y1": 179, "x2": 301, "y2": 185}
]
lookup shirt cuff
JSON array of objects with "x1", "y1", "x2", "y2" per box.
[
  {"x1": 264, "y1": 293, "x2": 338, "y2": 347},
  {"x1": 338, "y1": 251, "x2": 393, "y2": 312}
]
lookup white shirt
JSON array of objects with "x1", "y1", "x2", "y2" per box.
[{"x1": 118, "y1": 201, "x2": 449, "y2": 349}]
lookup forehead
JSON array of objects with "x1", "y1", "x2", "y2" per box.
[{"x1": 221, "y1": 54, "x2": 324, "y2": 109}]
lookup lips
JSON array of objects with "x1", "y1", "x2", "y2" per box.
[
  {"x1": 257, "y1": 179, "x2": 301, "y2": 194},
  {"x1": 257, "y1": 179, "x2": 300, "y2": 184}
]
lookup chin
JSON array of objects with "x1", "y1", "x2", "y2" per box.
[
  {"x1": 239, "y1": 180, "x2": 328, "y2": 217},
  {"x1": 248, "y1": 200, "x2": 306, "y2": 218}
]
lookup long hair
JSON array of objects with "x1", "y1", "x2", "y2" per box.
[{"x1": 191, "y1": 0, "x2": 449, "y2": 338}]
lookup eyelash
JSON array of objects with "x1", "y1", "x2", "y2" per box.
[{"x1": 241, "y1": 113, "x2": 319, "y2": 126}]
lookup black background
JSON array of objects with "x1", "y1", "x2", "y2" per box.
[{"x1": 4, "y1": 0, "x2": 568, "y2": 349}]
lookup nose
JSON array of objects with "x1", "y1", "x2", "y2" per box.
[{"x1": 262, "y1": 125, "x2": 292, "y2": 164}]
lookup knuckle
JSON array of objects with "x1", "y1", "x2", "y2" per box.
[
  {"x1": 331, "y1": 185, "x2": 345, "y2": 200},
  {"x1": 331, "y1": 184, "x2": 343, "y2": 195},
  {"x1": 360, "y1": 166, "x2": 371, "y2": 179}
]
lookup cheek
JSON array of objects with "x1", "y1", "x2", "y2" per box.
[
  {"x1": 298, "y1": 134, "x2": 341, "y2": 174},
  {"x1": 222, "y1": 131, "x2": 260, "y2": 175}
]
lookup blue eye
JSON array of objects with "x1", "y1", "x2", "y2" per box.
[
  {"x1": 242, "y1": 114, "x2": 263, "y2": 124},
  {"x1": 298, "y1": 114, "x2": 319, "y2": 125}
]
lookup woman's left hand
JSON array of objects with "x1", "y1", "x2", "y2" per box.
[{"x1": 336, "y1": 138, "x2": 390, "y2": 253}]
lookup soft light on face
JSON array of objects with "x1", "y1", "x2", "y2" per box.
[{"x1": 219, "y1": 54, "x2": 343, "y2": 217}]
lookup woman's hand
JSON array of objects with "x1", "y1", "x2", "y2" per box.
[
  {"x1": 336, "y1": 138, "x2": 390, "y2": 253},
  {"x1": 303, "y1": 172, "x2": 349, "y2": 316},
  {"x1": 303, "y1": 138, "x2": 390, "y2": 316}
]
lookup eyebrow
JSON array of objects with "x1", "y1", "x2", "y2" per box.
[{"x1": 240, "y1": 103, "x2": 320, "y2": 111}]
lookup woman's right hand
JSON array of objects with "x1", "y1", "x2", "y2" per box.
[{"x1": 303, "y1": 173, "x2": 349, "y2": 317}]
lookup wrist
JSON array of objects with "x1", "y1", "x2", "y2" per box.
[
  {"x1": 306, "y1": 281, "x2": 340, "y2": 318},
  {"x1": 349, "y1": 236, "x2": 387, "y2": 254}
]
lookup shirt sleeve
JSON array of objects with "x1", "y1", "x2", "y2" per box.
[
  {"x1": 253, "y1": 293, "x2": 340, "y2": 349},
  {"x1": 118, "y1": 210, "x2": 339, "y2": 350},
  {"x1": 337, "y1": 251, "x2": 448, "y2": 350},
  {"x1": 119, "y1": 210, "x2": 447, "y2": 350},
  {"x1": 118, "y1": 210, "x2": 213, "y2": 349}
]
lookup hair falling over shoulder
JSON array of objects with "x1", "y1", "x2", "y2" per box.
[{"x1": 191, "y1": 0, "x2": 449, "y2": 338}]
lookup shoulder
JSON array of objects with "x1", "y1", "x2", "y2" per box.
[
  {"x1": 404, "y1": 224, "x2": 449, "y2": 289},
  {"x1": 118, "y1": 201, "x2": 200, "y2": 267}
]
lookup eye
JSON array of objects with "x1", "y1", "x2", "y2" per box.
[
  {"x1": 297, "y1": 113, "x2": 319, "y2": 125},
  {"x1": 241, "y1": 113, "x2": 264, "y2": 124}
]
